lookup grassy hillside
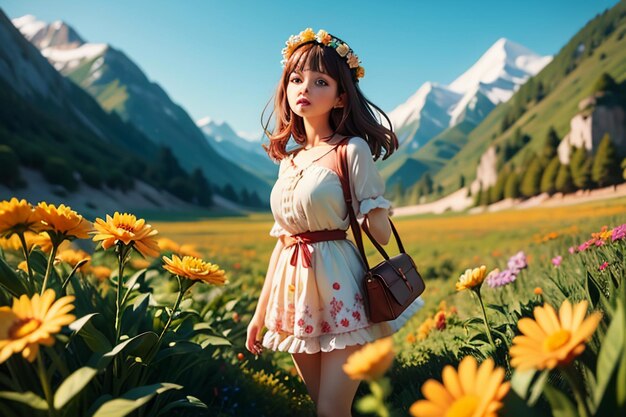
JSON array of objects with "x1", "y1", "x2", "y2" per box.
[{"x1": 433, "y1": 1, "x2": 626, "y2": 194}]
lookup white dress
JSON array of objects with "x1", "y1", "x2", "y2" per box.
[{"x1": 262, "y1": 137, "x2": 424, "y2": 354}]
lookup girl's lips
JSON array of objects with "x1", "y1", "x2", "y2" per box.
[{"x1": 297, "y1": 98, "x2": 310, "y2": 105}]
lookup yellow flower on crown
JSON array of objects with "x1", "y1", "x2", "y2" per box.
[
  {"x1": 300, "y1": 27, "x2": 316, "y2": 42},
  {"x1": 316, "y1": 29, "x2": 331, "y2": 45}
]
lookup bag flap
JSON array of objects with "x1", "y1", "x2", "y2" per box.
[{"x1": 371, "y1": 254, "x2": 424, "y2": 305}]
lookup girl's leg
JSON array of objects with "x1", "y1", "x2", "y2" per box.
[
  {"x1": 316, "y1": 344, "x2": 363, "y2": 417},
  {"x1": 291, "y1": 351, "x2": 322, "y2": 405}
]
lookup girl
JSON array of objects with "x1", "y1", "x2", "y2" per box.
[{"x1": 246, "y1": 28, "x2": 424, "y2": 417}]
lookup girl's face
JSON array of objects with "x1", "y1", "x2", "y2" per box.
[{"x1": 286, "y1": 68, "x2": 344, "y2": 120}]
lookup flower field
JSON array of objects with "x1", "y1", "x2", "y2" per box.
[{"x1": 0, "y1": 195, "x2": 625, "y2": 416}]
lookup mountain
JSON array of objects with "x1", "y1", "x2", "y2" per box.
[
  {"x1": 383, "y1": 38, "x2": 552, "y2": 189},
  {"x1": 0, "y1": 9, "x2": 217, "y2": 215},
  {"x1": 389, "y1": 38, "x2": 551, "y2": 152},
  {"x1": 432, "y1": 0, "x2": 626, "y2": 196},
  {"x1": 196, "y1": 117, "x2": 278, "y2": 183},
  {"x1": 12, "y1": 14, "x2": 271, "y2": 200}
]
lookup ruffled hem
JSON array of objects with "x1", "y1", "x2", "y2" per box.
[
  {"x1": 262, "y1": 296, "x2": 425, "y2": 354},
  {"x1": 359, "y1": 195, "x2": 392, "y2": 217}
]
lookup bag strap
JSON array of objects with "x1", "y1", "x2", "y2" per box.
[{"x1": 336, "y1": 140, "x2": 407, "y2": 269}]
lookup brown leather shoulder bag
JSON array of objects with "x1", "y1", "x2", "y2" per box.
[{"x1": 336, "y1": 140, "x2": 426, "y2": 323}]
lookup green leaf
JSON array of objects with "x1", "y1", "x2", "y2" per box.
[
  {"x1": 125, "y1": 268, "x2": 147, "y2": 291},
  {"x1": 200, "y1": 335, "x2": 231, "y2": 348},
  {"x1": 528, "y1": 369, "x2": 550, "y2": 406},
  {"x1": 154, "y1": 341, "x2": 202, "y2": 363},
  {"x1": 355, "y1": 395, "x2": 379, "y2": 414},
  {"x1": 69, "y1": 313, "x2": 99, "y2": 335},
  {"x1": 156, "y1": 396, "x2": 207, "y2": 416},
  {"x1": 543, "y1": 384, "x2": 579, "y2": 417},
  {"x1": 94, "y1": 331, "x2": 158, "y2": 369},
  {"x1": 76, "y1": 319, "x2": 112, "y2": 353},
  {"x1": 53, "y1": 366, "x2": 98, "y2": 409},
  {"x1": 0, "y1": 391, "x2": 48, "y2": 410},
  {"x1": 92, "y1": 383, "x2": 182, "y2": 417},
  {"x1": 0, "y1": 256, "x2": 28, "y2": 297},
  {"x1": 594, "y1": 300, "x2": 624, "y2": 407}
]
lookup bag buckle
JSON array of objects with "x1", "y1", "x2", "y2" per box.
[{"x1": 398, "y1": 267, "x2": 413, "y2": 292}]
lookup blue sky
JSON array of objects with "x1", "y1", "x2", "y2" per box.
[{"x1": 2, "y1": 0, "x2": 621, "y2": 139}]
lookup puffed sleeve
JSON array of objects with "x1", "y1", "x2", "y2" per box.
[
  {"x1": 269, "y1": 221, "x2": 288, "y2": 238},
  {"x1": 346, "y1": 137, "x2": 392, "y2": 218}
]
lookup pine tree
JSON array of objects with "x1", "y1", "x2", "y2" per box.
[
  {"x1": 540, "y1": 156, "x2": 561, "y2": 195},
  {"x1": 504, "y1": 172, "x2": 520, "y2": 199},
  {"x1": 490, "y1": 169, "x2": 508, "y2": 203},
  {"x1": 555, "y1": 163, "x2": 575, "y2": 194},
  {"x1": 592, "y1": 133, "x2": 621, "y2": 187},
  {"x1": 570, "y1": 147, "x2": 592, "y2": 189},
  {"x1": 593, "y1": 72, "x2": 617, "y2": 94},
  {"x1": 191, "y1": 168, "x2": 213, "y2": 206},
  {"x1": 520, "y1": 157, "x2": 543, "y2": 197},
  {"x1": 542, "y1": 127, "x2": 560, "y2": 161}
]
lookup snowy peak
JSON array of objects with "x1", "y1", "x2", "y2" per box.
[
  {"x1": 448, "y1": 37, "x2": 551, "y2": 98},
  {"x1": 12, "y1": 14, "x2": 85, "y2": 49},
  {"x1": 196, "y1": 118, "x2": 239, "y2": 143},
  {"x1": 386, "y1": 37, "x2": 552, "y2": 154}
]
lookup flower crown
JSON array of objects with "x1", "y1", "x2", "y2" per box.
[{"x1": 280, "y1": 28, "x2": 365, "y2": 80}]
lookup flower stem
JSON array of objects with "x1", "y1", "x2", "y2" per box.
[
  {"x1": 41, "y1": 241, "x2": 59, "y2": 295},
  {"x1": 563, "y1": 364, "x2": 590, "y2": 417},
  {"x1": 36, "y1": 352, "x2": 56, "y2": 417},
  {"x1": 158, "y1": 275, "x2": 189, "y2": 344},
  {"x1": 17, "y1": 232, "x2": 34, "y2": 285},
  {"x1": 474, "y1": 288, "x2": 496, "y2": 349},
  {"x1": 114, "y1": 244, "x2": 131, "y2": 344}
]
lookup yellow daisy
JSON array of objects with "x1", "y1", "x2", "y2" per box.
[
  {"x1": 342, "y1": 337, "x2": 395, "y2": 380},
  {"x1": 0, "y1": 289, "x2": 75, "y2": 363},
  {"x1": 56, "y1": 248, "x2": 91, "y2": 271},
  {"x1": 509, "y1": 300, "x2": 602, "y2": 371},
  {"x1": 35, "y1": 202, "x2": 92, "y2": 240},
  {"x1": 162, "y1": 255, "x2": 227, "y2": 286},
  {"x1": 456, "y1": 265, "x2": 487, "y2": 291},
  {"x1": 0, "y1": 198, "x2": 43, "y2": 238},
  {"x1": 410, "y1": 356, "x2": 510, "y2": 417},
  {"x1": 92, "y1": 212, "x2": 159, "y2": 258}
]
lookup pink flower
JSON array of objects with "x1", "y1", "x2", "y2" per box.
[
  {"x1": 599, "y1": 261, "x2": 609, "y2": 271},
  {"x1": 305, "y1": 325, "x2": 313, "y2": 334},
  {"x1": 297, "y1": 318, "x2": 305, "y2": 327},
  {"x1": 321, "y1": 321, "x2": 331, "y2": 333},
  {"x1": 340, "y1": 318, "x2": 350, "y2": 327},
  {"x1": 568, "y1": 246, "x2": 576, "y2": 254},
  {"x1": 612, "y1": 224, "x2": 626, "y2": 241},
  {"x1": 552, "y1": 256, "x2": 562, "y2": 267},
  {"x1": 595, "y1": 239, "x2": 604, "y2": 247},
  {"x1": 352, "y1": 311, "x2": 361, "y2": 321},
  {"x1": 332, "y1": 282, "x2": 341, "y2": 290}
]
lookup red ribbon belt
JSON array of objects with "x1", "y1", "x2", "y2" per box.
[{"x1": 282, "y1": 229, "x2": 347, "y2": 268}]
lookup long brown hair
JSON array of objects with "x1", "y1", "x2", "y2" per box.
[{"x1": 261, "y1": 40, "x2": 398, "y2": 161}]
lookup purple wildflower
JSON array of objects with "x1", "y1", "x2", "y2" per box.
[
  {"x1": 568, "y1": 246, "x2": 576, "y2": 254},
  {"x1": 612, "y1": 224, "x2": 626, "y2": 242},
  {"x1": 486, "y1": 268, "x2": 518, "y2": 288},
  {"x1": 552, "y1": 256, "x2": 562, "y2": 267},
  {"x1": 507, "y1": 251, "x2": 528, "y2": 273}
]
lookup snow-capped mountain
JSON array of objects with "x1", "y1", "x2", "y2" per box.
[
  {"x1": 196, "y1": 117, "x2": 278, "y2": 182},
  {"x1": 12, "y1": 14, "x2": 272, "y2": 198},
  {"x1": 388, "y1": 38, "x2": 552, "y2": 153}
]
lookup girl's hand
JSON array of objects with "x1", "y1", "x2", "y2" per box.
[{"x1": 246, "y1": 313, "x2": 265, "y2": 355}]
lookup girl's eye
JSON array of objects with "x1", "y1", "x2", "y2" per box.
[
  {"x1": 290, "y1": 77, "x2": 301, "y2": 83},
  {"x1": 316, "y1": 79, "x2": 328, "y2": 86}
]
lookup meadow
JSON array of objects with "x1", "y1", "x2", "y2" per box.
[{"x1": 0, "y1": 195, "x2": 624, "y2": 416}]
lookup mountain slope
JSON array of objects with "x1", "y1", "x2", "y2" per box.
[
  {"x1": 12, "y1": 14, "x2": 271, "y2": 199},
  {"x1": 432, "y1": 0, "x2": 626, "y2": 194},
  {"x1": 0, "y1": 9, "x2": 213, "y2": 214},
  {"x1": 196, "y1": 118, "x2": 277, "y2": 183}
]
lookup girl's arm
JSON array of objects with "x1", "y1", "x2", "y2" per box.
[
  {"x1": 253, "y1": 237, "x2": 285, "y2": 319},
  {"x1": 364, "y1": 207, "x2": 392, "y2": 246}
]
